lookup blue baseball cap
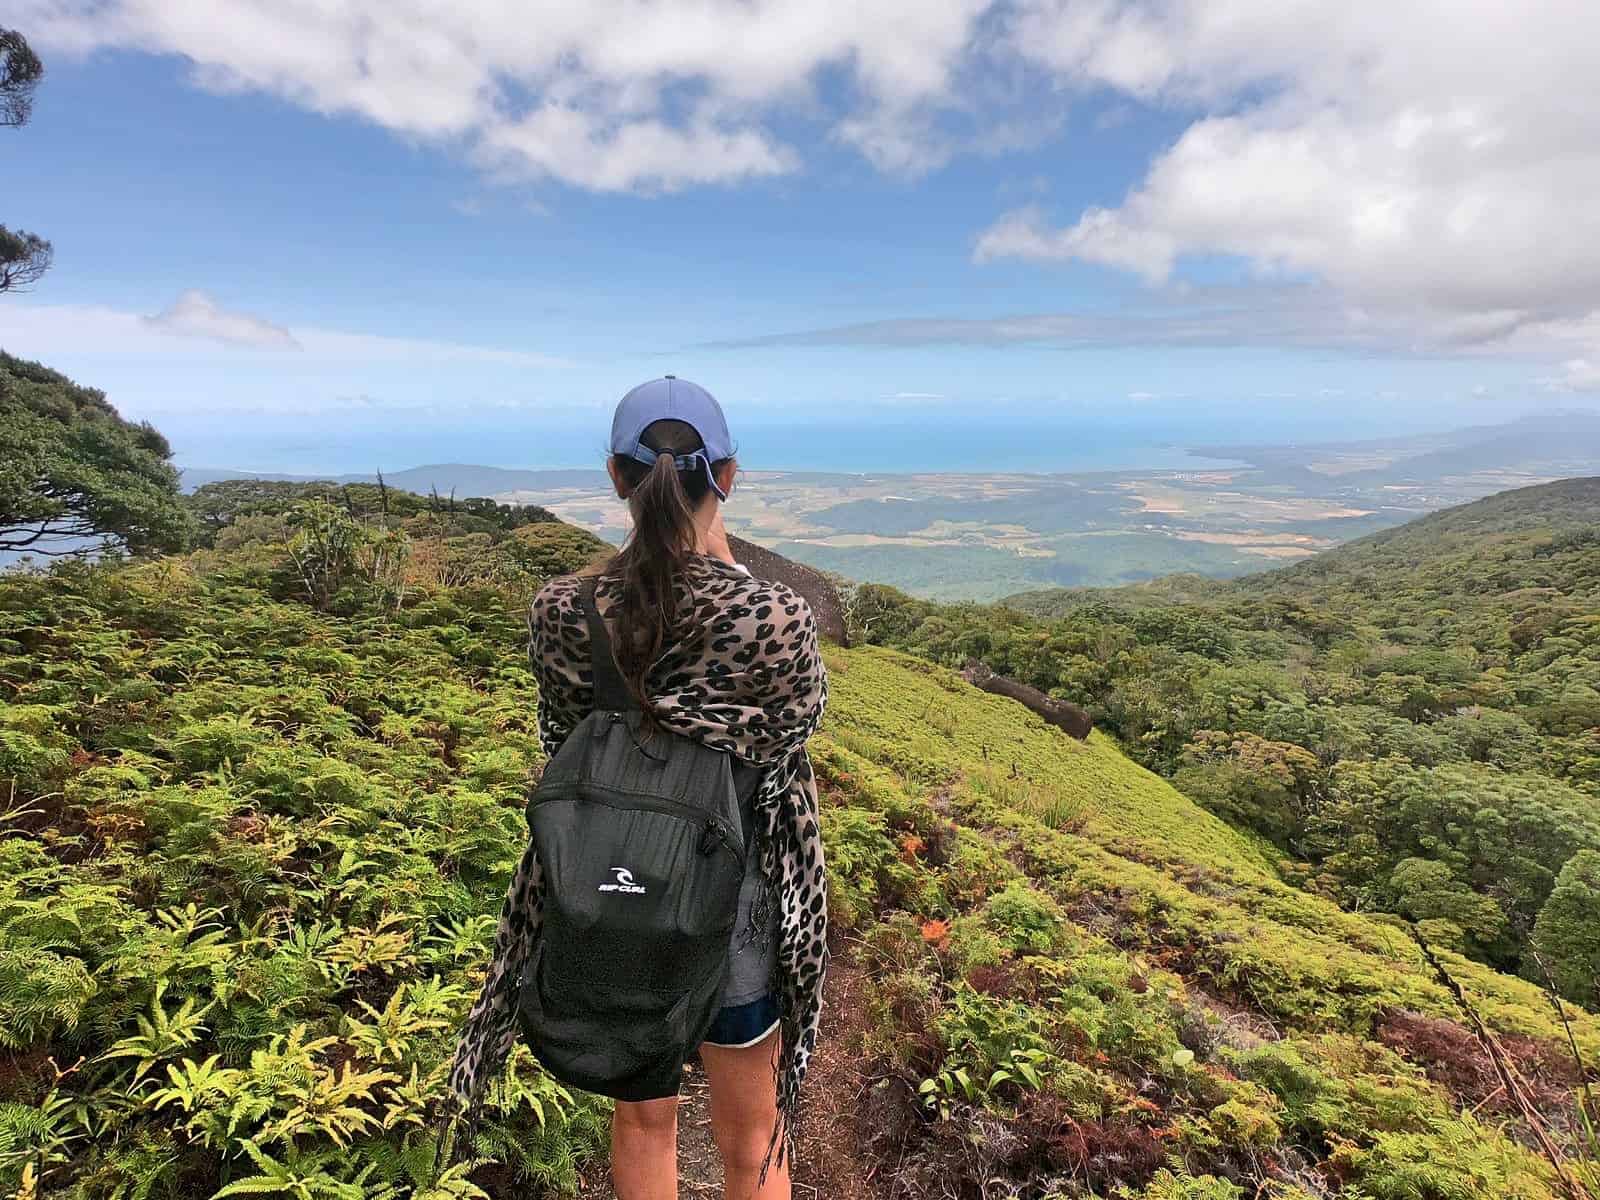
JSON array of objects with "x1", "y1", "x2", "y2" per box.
[{"x1": 609, "y1": 375, "x2": 734, "y2": 499}]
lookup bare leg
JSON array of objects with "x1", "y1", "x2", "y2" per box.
[
  {"x1": 612, "y1": 1096, "x2": 679, "y2": 1200},
  {"x1": 700, "y1": 1029, "x2": 789, "y2": 1200}
]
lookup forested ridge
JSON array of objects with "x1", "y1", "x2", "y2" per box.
[
  {"x1": 2, "y1": 357, "x2": 1599, "y2": 1198},
  {"x1": 862, "y1": 479, "x2": 1600, "y2": 995}
]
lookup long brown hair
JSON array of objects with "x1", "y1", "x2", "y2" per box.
[{"x1": 604, "y1": 418, "x2": 734, "y2": 713}]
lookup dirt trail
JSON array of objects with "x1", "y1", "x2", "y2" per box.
[{"x1": 579, "y1": 956, "x2": 876, "y2": 1200}]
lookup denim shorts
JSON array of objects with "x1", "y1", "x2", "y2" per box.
[{"x1": 702, "y1": 994, "x2": 780, "y2": 1049}]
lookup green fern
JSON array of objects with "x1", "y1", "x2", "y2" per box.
[
  {"x1": 418, "y1": 917, "x2": 493, "y2": 965},
  {"x1": 211, "y1": 1141, "x2": 362, "y2": 1200},
  {"x1": 99, "y1": 981, "x2": 214, "y2": 1082},
  {"x1": 94, "y1": 1127, "x2": 184, "y2": 1200},
  {"x1": 0, "y1": 1092, "x2": 82, "y2": 1193},
  {"x1": 0, "y1": 948, "x2": 97, "y2": 1047},
  {"x1": 340, "y1": 989, "x2": 446, "y2": 1066},
  {"x1": 1123, "y1": 1166, "x2": 1246, "y2": 1199}
]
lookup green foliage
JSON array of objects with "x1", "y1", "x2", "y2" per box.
[
  {"x1": 917, "y1": 1045, "x2": 1051, "y2": 1119},
  {"x1": 284, "y1": 500, "x2": 410, "y2": 612},
  {"x1": 1, "y1": 27, "x2": 46, "y2": 129},
  {"x1": 980, "y1": 881, "x2": 1066, "y2": 955},
  {"x1": 0, "y1": 547, "x2": 605, "y2": 1196},
  {"x1": 1529, "y1": 849, "x2": 1600, "y2": 1007},
  {"x1": 1228, "y1": 1035, "x2": 1442, "y2": 1147},
  {"x1": 0, "y1": 223, "x2": 51, "y2": 292},
  {"x1": 816, "y1": 644, "x2": 1592, "y2": 1198},
  {"x1": 186, "y1": 477, "x2": 569, "y2": 548},
  {"x1": 1122, "y1": 1167, "x2": 1245, "y2": 1199},
  {"x1": 861, "y1": 478, "x2": 1600, "y2": 976},
  {"x1": 0, "y1": 352, "x2": 195, "y2": 555},
  {"x1": 1330, "y1": 1117, "x2": 1556, "y2": 1199},
  {"x1": 1, "y1": 27, "x2": 50, "y2": 294},
  {"x1": 5, "y1": 486, "x2": 1597, "y2": 1200},
  {"x1": 502, "y1": 522, "x2": 608, "y2": 579}
]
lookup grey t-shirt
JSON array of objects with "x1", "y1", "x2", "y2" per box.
[{"x1": 722, "y1": 827, "x2": 778, "y2": 1006}]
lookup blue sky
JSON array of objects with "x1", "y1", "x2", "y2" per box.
[{"x1": 4, "y1": 2, "x2": 1599, "y2": 473}]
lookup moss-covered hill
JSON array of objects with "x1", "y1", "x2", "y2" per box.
[
  {"x1": 818, "y1": 644, "x2": 1598, "y2": 1197},
  {"x1": 2, "y1": 539, "x2": 1597, "y2": 1198}
]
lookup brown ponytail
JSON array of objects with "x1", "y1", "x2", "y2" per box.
[{"x1": 603, "y1": 418, "x2": 733, "y2": 716}]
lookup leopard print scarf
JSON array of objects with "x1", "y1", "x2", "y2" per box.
[{"x1": 447, "y1": 555, "x2": 829, "y2": 1162}]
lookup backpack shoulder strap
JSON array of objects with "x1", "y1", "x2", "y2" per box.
[{"x1": 580, "y1": 577, "x2": 635, "y2": 713}]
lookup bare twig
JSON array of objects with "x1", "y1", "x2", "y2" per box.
[{"x1": 1416, "y1": 935, "x2": 1594, "y2": 1200}]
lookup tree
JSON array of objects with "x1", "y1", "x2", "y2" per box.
[
  {"x1": 504, "y1": 521, "x2": 609, "y2": 578},
  {"x1": 0, "y1": 351, "x2": 194, "y2": 555},
  {"x1": 1, "y1": 28, "x2": 50, "y2": 293},
  {"x1": 0, "y1": 225, "x2": 51, "y2": 292},
  {"x1": 0, "y1": 28, "x2": 42, "y2": 127},
  {"x1": 1529, "y1": 850, "x2": 1600, "y2": 1007},
  {"x1": 1388, "y1": 856, "x2": 1510, "y2": 958}
]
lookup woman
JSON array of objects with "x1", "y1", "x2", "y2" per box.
[{"x1": 449, "y1": 376, "x2": 829, "y2": 1200}]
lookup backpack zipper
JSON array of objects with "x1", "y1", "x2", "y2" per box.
[{"x1": 536, "y1": 786, "x2": 739, "y2": 859}]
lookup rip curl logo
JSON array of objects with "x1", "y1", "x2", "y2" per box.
[{"x1": 597, "y1": 866, "x2": 647, "y2": 895}]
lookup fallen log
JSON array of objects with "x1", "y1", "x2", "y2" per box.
[{"x1": 960, "y1": 660, "x2": 1093, "y2": 739}]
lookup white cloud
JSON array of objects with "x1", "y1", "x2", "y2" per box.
[
  {"x1": 476, "y1": 109, "x2": 795, "y2": 192},
  {"x1": 701, "y1": 284, "x2": 1584, "y2": 354},
  {"x1": 19, "y1": 0, "x2": 989, "y2": 191},
  {"x1": 978, "y1": 0, "x2": 1600, "y2": 364},
  {"x1": 18, "y1": 0, "x2": 1600, "y2": 379},
  {"x1": 976, "y1": 204, "x2": 1175, "y2": 279},
  {"x1": 1552, "y1": 360, "x2": 1600, "y2": 393},
  {"x1": 142, "y1": 289, "x2": 299, "y2": 349},
  {"x1": 2, "y1": 298, "x2": 574, "y2": 369}
]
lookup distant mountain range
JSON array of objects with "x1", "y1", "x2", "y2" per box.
[
  {"x1": 1194, "y1": 409, "x2": 1600, "y2": 486},
  {"x1": 179, "y1": 464, "x2": 609, "y2": 495},
  {"x1": 178, "y1": 411, "x2": 1600, "y2": 599}
]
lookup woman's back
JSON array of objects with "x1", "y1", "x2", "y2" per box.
[{"x1": 529, "y1": 557, "x2": 825, "y2": 769}]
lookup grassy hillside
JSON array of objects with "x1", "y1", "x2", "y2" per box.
[
  {"x1": 819, "y1": 646, "x2": 1600, "y2": 1196},
  {"x1": 3, "y1": 523, "x2": 1598, "y2": 1198}
]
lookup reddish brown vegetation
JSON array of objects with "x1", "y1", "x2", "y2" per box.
[
  {"x1": 1042, "y1": 1109, "x2": 1167, "y2": 1190},
  {"x1": 1378, "y1": 1008, "x2": 1581, "y2": 1117},
  {"x1": 0, "y1": 1048, "x2": 58, "y2": 1100},
  {"x1": 964, "y1": 963, "x2": 1019, "y2": 998}
]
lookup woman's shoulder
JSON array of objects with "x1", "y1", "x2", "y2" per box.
[
  {"x1": 531, "y1": 560, "x2": 815, "y2": 637},
  {"x1": 694, "y1": 557, "x2": 814, "y2": 620},
  {"x1": 529, "y1": 572, "x2": 589, "y2": 635},
  {"x1": 533, "y1": 571, "x2": 586, "y2": 602},
  {"x1": 695, "y1": 568, "x2": 819, "y2": 668}
]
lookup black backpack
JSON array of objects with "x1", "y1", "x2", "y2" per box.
[{"x1": 517, "y1": 578, "x2": 762, "y2": 1101}]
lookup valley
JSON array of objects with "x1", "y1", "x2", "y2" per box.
[{"x1": 184, "y1": 411, "x2": 1600, "y2": 601}]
